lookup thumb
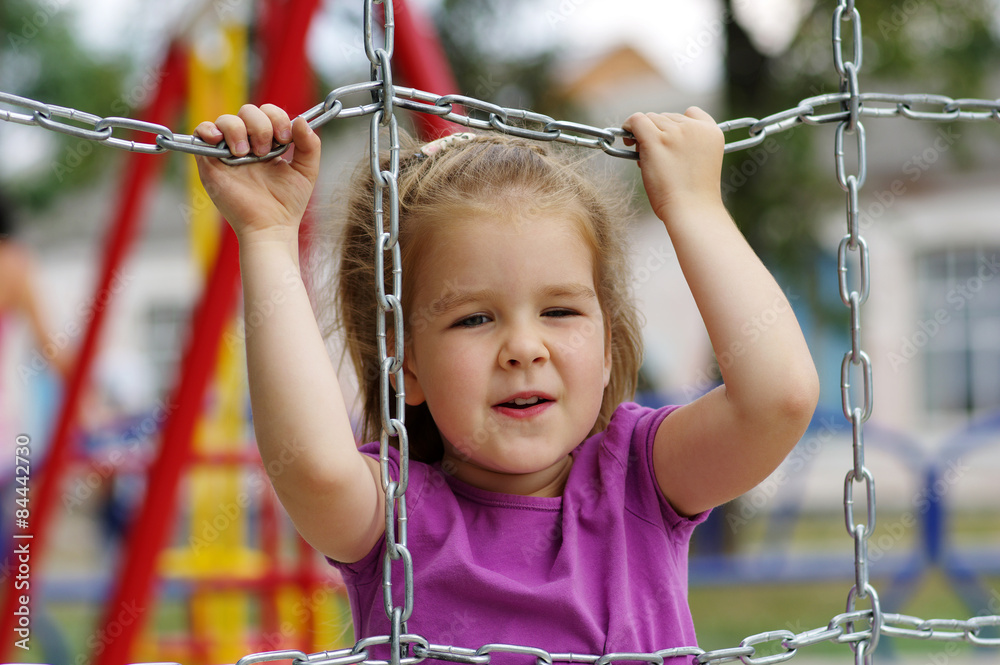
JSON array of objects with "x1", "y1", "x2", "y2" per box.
[{"x1": 288, "y1": 116, "x2": 321, "y2": 181}]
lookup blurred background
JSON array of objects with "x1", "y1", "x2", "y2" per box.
[{"x1": 1, "y1": 0, "x2": 1000, "y2": 663}]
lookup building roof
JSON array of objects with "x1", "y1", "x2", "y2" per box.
[{"x1": 558, "y1": 43, "x2": 669, "y2": 101}]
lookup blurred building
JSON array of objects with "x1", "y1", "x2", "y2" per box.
[{"x1": 555, "y1": 44, "x2": 1000, "y2": 514}]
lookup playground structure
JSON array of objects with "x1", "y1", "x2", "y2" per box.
[{"x1": 0, "y1": 1, "x2": 999, "y2": 664}]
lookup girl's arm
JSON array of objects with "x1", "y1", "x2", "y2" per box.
[
  {"x1": 623, "y1": 108, "x2": 820, "y2": 518},
  {"x1": 195, "y1": 105, "x2": 384, "y2": 563}
]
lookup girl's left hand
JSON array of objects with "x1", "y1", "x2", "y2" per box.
[{"x1": 622, "y1": 107, "x2": 725, "y2": 221}]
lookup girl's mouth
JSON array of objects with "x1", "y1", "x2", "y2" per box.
[
  {"x1": 502, "y1": 396, "x2": 548, "y2": 408},
  {"x1": 493, "y1": 395, "x2": 554, "y2": 418}
]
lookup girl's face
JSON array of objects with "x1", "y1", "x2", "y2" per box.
[{"x1": 402, "y1": 208, "x2": 612, "y2": 497}]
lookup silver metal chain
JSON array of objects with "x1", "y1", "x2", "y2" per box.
[
  {"x1": 832, "y1": 3, "x2": 879, "y2": 665},
  {"x1": 4, "y1": 1, "x2": 1000, "y2": 664},
  {"x1": 4, "y1": 84, "x2": 998, "y2": 166},
  {"x1": 365, "y1": 3, "x2": 412, "y2": 665},
  {"x1": 234, "y1": 612, "x2": 1000, "y2": 665}
]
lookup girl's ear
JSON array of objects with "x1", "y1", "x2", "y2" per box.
[{"x1": 388, "y1": 348, "x2": 426, "y2": 406}]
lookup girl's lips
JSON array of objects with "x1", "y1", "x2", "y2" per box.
[
  {"x1": 492, "y1": 400, "x2": 554, "y2": 419},
  {"x1": 493, "y1": 391, "x2": 556, "y2": 406}
]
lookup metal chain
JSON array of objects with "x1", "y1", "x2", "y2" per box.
[
  {"x1": 831, "y1": 3, "x2": 880, "y2": 663},
  {"x1": 4, "y1": 2, "x2": 1000, "y2": 665},
  {"x1": 365, "y1": 3, "x2": 412, "y2": 665},
  {"x1": 234, "y1": 612, "x2": 999, "y2": 665},
  {"x1": 5, "y1": 86, "x2": 999, "y2": 165},
  {"x1": 0, "y1": 81, "x2": 381, "y2": 164}
]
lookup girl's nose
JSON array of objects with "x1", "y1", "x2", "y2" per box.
[{"x1": 499, "y1": 323, "x2": 550, "y2": 368}]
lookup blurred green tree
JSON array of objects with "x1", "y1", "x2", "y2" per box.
[
  {"x1": 1, "y1": 0, "x2": 132, "y2": 210},
  {"x1": 429, "y1": 0, "x2": 1000, "y2": 321},
  {"x1": 434, "y1": 0, "x2": 581, "y2": 126},
  {"x1": 721, "y1": 0, "x2": 1000, "y2": 319}
]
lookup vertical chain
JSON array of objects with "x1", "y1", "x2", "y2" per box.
[
  {"x1": 832, "y1": 1, "x2": 880, "y2": 662},
  {"x1": 366, "y1": 2, "x2": 412, "y2": 665}
]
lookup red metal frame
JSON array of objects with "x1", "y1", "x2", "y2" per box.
[
  {"x1": 392, "y1": 0, "x2": 462, "y2": 140},
  {"x1": 93, "y1": 3, "x2": 322, "y2": 662},
  {"x1": 94, "y1": 226, "x2": 243, "y2": 665},
  {"x1": 0, "y1": 45, "x2": 188, "y2": 659}
]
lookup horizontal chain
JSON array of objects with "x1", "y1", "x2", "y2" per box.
[
  {"x1": 4, "y1": 89, "x2": 998, "y2": 166},
  {"x1": 881, "y1": 613, "x2": 1000, "y2": 646},
  {"x1": 389, "y1": 87, "x2": 637, "y2": 159},
  {"x1": 0, "y1": 82, "x2": 381, "y2": 164},
  {"x1": 229, "y1": 611, "x2": 1000, "y2": 665}
]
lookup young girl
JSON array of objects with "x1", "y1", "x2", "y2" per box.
[{"x1": 194, "y1": 105, "x2": 819, "y2": 660}]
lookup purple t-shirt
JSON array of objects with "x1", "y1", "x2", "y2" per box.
[{"x1": 331, "y1": 402, "x2": 708, "y2": 663}]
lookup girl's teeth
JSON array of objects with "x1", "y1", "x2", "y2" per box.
[{"x1": 513, "y1": 396, "x2": 540, "y2": 406}]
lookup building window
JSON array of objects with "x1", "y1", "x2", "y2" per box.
[
  {"x1": 146, "y1": 302, "x2": 189, "y2": 398},
  {"x1": 918, "y1": 248, "x2": 1000, "y2": 414}
]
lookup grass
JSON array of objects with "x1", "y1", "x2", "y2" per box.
[
  {"x1": 16, "y1": 511, "x2": 1000, "y2": 664},
  {"x1": 689, "y1": 507, "x2": 1000, "y2": 661},
  {"x1": 691, "y1": 572, "x2": 1000, "y2": 660}
]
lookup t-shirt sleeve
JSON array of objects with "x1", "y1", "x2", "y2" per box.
[{"x1": 617, "y1": 402, "x2": 711, "y2": 537}]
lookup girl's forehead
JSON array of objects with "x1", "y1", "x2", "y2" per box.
[
  {"x1": 408, "y1": 209, "x2": 599, "y2": 299},
  {"x1": 423, "y1": 202, "x2": 594, "y2": 244}
]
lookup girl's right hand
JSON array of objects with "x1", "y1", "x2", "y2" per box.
[{"x1": 194, "y1": 104, "x2": 321, "y2": 245}]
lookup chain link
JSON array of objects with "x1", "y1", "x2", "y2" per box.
[
  {"x1": 365, "y1": 5, "x2": 412, "y2": 665},
  {"x1": 236, "y1": 650, "x2": 310, "y2": 665},
  {"x1": 5, "y1": 2, "x2": 1000, "y2": 665},
  {"x1": 5, "y1": 87, "x2": 1000, "y2": 163},
  {"x1": 830, "y1": 2, "x2": 880, "y2": 662},
  {"x1": 271, "y1": 613, "x2": 991, "y2": 665}
]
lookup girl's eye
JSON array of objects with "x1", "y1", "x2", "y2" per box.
[
  {"x1": 454, "y1": 314, "x2": 490, "y2": 328},
  {"x1": 543, "y1": 308, "x2": 578, "y2": 318}
]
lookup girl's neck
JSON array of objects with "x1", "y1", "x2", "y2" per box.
[{"x1": 442, "y1": 453, "x2": 575, "y2": 498}]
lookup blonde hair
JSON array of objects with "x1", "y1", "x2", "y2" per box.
[{"x1": 315, "y1": 130, "x2": 643, "y2": 463}]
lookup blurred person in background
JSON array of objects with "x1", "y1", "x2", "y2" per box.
[{"x1": 0, "y1": 189, "x2": 74, "y2": 382}]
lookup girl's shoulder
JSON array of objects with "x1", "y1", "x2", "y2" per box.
[
  {"x1": 595, "y1": 401, "x2": 681, "y2": 465},
  {"x1": 580, "y1": 401, "x2": 707, "y2": 531}
]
